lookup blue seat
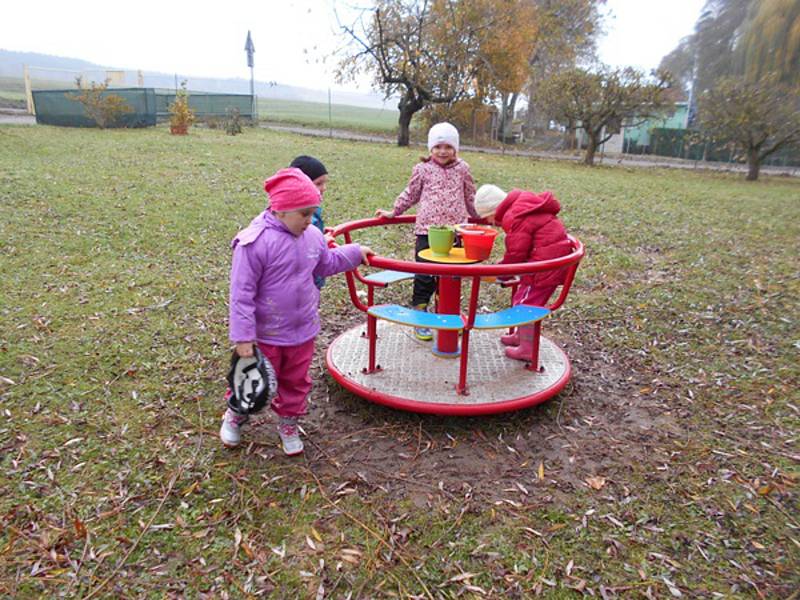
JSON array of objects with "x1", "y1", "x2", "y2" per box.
[
  {"x1": 473, "y1": 305, "x2": 550, "y2": 330},
  {"x1": 367, "y1": 304, "x2": 464, "y2": 330},
  {"x1": 363, "y1": 270, "x2": 415, "y2": 286}
]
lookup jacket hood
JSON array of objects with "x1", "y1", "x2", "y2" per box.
[
  {"x1": 495, "y1": 189, "x2": 561, "y2": 223},
  {"x1": 232, "y1": 210, "x2": 292, "y2": 249}
]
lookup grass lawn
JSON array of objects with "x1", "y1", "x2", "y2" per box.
[
  {"x1": 1, "y1": 124, "x2": 798, "y2": 598},
  {"x1": 258, "y1": 98, "x2": 399, "y2": 134}
]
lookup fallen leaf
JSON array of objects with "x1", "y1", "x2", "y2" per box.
[
  {"x1": 586, "y1": 476, "x2": 606, "y2": 490},
  {"x1": 310, "y1": 527, "x2": 323, "y2": 542},
  {"x1": 449, "y1": 572, "x2": 479, "y2": 582},
  {"x1": 74, "y1": 518, "x2": 87, "y2": 539}
]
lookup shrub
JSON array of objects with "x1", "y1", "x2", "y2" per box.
[
  {"x1": 66, "y1": 79, "x2": 133, "y2": 129},
  {"x1": 168, "y1": 81, "x2": 195, "y2": 134},
  {"x1": 225, "y1": 107, "x2": 243, "y2": 136}
]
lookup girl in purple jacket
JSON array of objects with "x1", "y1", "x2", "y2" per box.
[
  {"x1": 375, "y1": 122, "x2": 480, "y2": 340},
  {"x1": 221, "y1": 167, "x2": 372, "y2": 455}
]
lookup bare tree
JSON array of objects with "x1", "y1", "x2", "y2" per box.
[
  {"x1": 698, "y1": 75, "x2": 800, "y2": 180},
  {"x1": 537, "y1": 66, "x2": 673, "y2": 165},
  {"x1": 338, "y1": 0, "x2": 479, "y2": 146}
]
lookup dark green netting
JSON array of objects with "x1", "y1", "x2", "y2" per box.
[
  {"x1": 154, "y1": 90, "x2": 254, "y2": 120},
  {"x1": 32, "y1": 88, "x2": 253, "y2": 128},
  {"x1": 33, "y1": 88, "x2": 157, "y2": 128}
]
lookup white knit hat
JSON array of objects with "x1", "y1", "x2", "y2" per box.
[
  {"x1": 474, "y1": 184, "x2": 507, "y2": 217},
  {"x1": 427, "y1": 122, "x2": 460, "y2": 152}
]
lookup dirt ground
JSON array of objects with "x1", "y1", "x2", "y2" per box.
[{"x1": 239, "y1": 313, "x2": 682, "y2": 509}]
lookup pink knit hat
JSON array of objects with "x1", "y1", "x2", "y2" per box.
[{"x1": 264, "y1": 167, "x2": 321, "y2": 211}]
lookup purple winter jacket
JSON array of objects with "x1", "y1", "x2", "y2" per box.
[{"x1": 229, "y1": 210, "x2": 363, "y2": 346}]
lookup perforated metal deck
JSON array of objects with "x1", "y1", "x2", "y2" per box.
[{"x1": 326, "y1": 320, "x2": 570, "y2": 415}]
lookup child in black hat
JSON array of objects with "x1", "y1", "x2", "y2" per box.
[{"x1": 290, "y1": 155, "x2": 329, "y2": 289}]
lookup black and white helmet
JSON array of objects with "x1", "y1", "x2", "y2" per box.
[{"x1": 226, "y1": 346, "x2": 277, "y2": 415}]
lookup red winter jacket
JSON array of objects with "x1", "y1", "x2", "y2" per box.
[{"x1": 495, "y1": 189, "x2": 572, "y2": 289}]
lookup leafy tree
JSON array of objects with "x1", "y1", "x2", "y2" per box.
[
  {"x1": 66, "y1": 80, "x2": 133, "y2": 129},
  {"x1": 697, "y1": 74, "x2": 800, "y2": 180},
  {"x1": 337, "y1": 0, "x2": 536, "y2": 146},
  {"x1": 691, "y1": 0, "x2": 752, "y2": 94},
  {"x1": 467, "y1": 0, "x2": 539, "y2": 141},
  {"x1": 537, "y1": 66, "x2": 673, "y2": 165},
  {"x1": 524, "y1": 0, "x2": 605, "y2": 136},
  {"x1": 736, "y1": 0, "x2": 800, "y2": 86}
]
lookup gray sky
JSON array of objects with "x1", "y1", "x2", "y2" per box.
[{"x1": 3, "y1": 0, "x2": 704, "y2": 92}]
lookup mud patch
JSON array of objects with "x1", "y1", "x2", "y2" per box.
[{"x1": 248, "y1": 317, "x2": 685, "y2": 508}]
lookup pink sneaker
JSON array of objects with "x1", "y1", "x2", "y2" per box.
[
  {"x1": 277, "y1": 417, "x2": 304, "y2": 456},
  {"x1": 220, "y1": 408, "x2": 248, "y2": 448}
]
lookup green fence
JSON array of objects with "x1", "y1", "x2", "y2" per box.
[
  {"x1": 32, "y1": 88, "x2": 157, "y2": 128},
  {"x1": 153, "y1": 90, "x2": 253, "y2": 121},
  {"x1": 32, "y1": 88, "x2": 254, "y2": 128},
  {"x1": 624, "y1": 127, "x2": 800, "y2": 167}
]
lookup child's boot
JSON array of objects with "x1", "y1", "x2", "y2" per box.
[
  {"x1": 413, "y1": 304, "x2": 433, "y2": 341},
  {"x1": 277, "y1": 416, "x2": 304, "y2": 456},
  {"x1": 220, "y1": 408, "x2": 249, "y2": 448},
  {"x1": 500, "y1": 329, "x2": 520, "y2": 346},
  {"x1": 505, "y1": 326, "x2": 535, "y2": 362}
]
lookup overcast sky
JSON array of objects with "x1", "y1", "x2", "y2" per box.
[{"x1": 2, "y1": 0, "x2": 704, "y2": 92}]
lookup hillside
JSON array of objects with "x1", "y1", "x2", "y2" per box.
[{"x1": 0, "y1": 48, "x2": 397, "y2": 110}]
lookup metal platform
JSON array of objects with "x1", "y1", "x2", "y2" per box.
[{"x1": 326, "y1": 320, "x2": 571, "y2": 415}]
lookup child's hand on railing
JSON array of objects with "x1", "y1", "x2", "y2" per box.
[
  {"x1": 374, "y1": 209, "x2": 394, "y2": 219},
  {"x1": 359, "y1": 246, "x2": 374, "y2": 264}
]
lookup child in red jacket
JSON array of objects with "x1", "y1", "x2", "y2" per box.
[{"x1": 475, "y1": 184, "x2": 573, "y2": 361}]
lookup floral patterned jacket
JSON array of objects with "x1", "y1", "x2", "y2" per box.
[{"x1": 391, "y1": 158, "x2": 479, "y2": 235}]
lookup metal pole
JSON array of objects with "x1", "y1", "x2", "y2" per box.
[
  {"x1": 250, "y1": 65, "x2": 256, "y2": 122},
  {"x1": 328, "y1": 88, "x2": 333, "y2": 138},
  {"x1": 328, "y1": 88, "x2": 332, "y2": 138}
]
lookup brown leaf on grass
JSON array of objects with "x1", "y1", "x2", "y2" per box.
[
  {"x1": 340, "y1": 548, "x2": 362, "y2": 564},
  {"x1": 449, "y1": 572, "x2": 480, "y2": 583},
  {"x1": 585, "y1": 476, "x2": 606, "y2": 490},
  {"x1": 74, "y1": 518, "x2": 87, "y2": 539},
  {"x1": 241, "y1": 541, "x2": 255, "y2": 560}
]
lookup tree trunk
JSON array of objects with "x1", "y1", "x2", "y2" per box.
[
  {"x1": 397, "y1": 107, "x2": 413, "y2": 146},
  {"x1": 499, "y1": 93, "x2": 510, "y2": 142},
  {"x1": 524, "y1": 87, "x2": 537, "y2": 138},
  {"x1": 506, "y1": 92, "x2": 519, "y2": 142},
  {"x1": 565, "y1": 119, "x2": 576, "y2": 150},
  {"x1": 583, "y1": 134, "x2": 598, "y2": 166},
  {"x1": 396, "y1": 90, "x2": 423, "y2": 147},
  {"x1": 746, "y1": 148, "x2": 760, "y2": 181}
]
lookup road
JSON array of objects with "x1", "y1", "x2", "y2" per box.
[{"x1": 2, "y1": 110, "x2": 796, "y2": 178}]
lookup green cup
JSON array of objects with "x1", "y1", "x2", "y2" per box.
[{"x1": 428, "y1": 225, "x2": 455, "y2": 256}]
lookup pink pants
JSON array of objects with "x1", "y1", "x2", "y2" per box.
[
  {"x1": 255, "y1": 338, "x2": 316, "y2": 418},
  {"x1": 513, "y1": 284, "x2": 557, "y2": 307}
]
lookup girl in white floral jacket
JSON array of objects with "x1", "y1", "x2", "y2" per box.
[{"x1": 375, "y1": 122, "x2": 479, "y2": 340}]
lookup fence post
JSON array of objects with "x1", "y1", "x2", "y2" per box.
[{"x1": 24, "y1": 65, "x2": 35, "y2": 116}]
